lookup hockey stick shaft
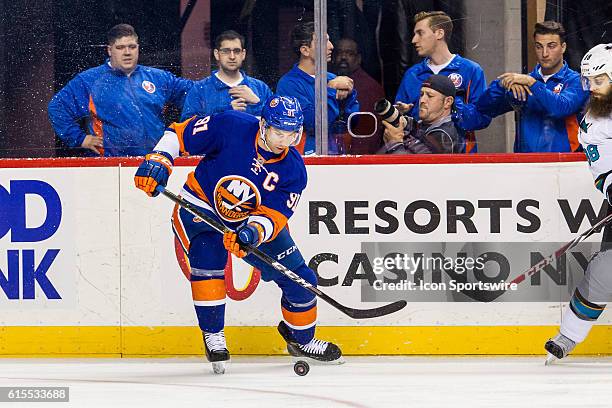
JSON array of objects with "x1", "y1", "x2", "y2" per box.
[
  {"x1": 509, "y1": 212, "x2": 612, "y2": 285},
  {"x1": 156, "y1": 186, "x2": 407, "y2": 319},
  {"x1": 469, "y1": 212, "x2": 612, "y2": 302}
]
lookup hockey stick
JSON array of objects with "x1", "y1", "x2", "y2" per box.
[
  {"x1": 156, "y1": 185, "x2": 407, "y2": 319},
  {"x1": 465, "y1": 212, "x2": 612, "y2": 302}
]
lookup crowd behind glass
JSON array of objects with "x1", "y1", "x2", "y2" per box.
[{"x1": 42, "y1": 10, "x2": 593, "y2": 157}]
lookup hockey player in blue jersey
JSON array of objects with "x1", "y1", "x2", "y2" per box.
[{"x1": 134, "y1": 95, "x2": 342, "y2": 373}]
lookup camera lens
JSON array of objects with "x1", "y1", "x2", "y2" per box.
[{"x1": 374, "y1": 99, "x2": 401, "y2": 127}]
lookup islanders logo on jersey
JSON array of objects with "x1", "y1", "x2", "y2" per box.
[
  {"x1": 142, "y1": 80, "x2": 156, "y2": 94},
  {"x1": 553, "y1": 83, "x2": 564, "y2": 94},
  {"x1": 448, "y1": 73, "x2": 463, "y2": 88},
  {"x1": 214, "y1": 176, "x2": 261, "y2": 222}
]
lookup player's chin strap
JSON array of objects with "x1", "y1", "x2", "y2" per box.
[
  {"x1": 292, "y1": 125, "x2": 304, "y2": 147},
  {"x1": 259, "y1": 121, "x2": 274, "y2": 151}
]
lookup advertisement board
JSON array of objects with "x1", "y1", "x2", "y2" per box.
[{"x1": 2, "y1": 156, "x2": 611, "y2": 355}]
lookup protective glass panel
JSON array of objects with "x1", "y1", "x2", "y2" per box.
[{"x1": 0, "y1": 1, "x2": 611, "y2": 157}]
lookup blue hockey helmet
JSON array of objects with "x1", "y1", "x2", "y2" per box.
[{"x1": 260, "y1": 95, "x2": 304, "y2": 147}]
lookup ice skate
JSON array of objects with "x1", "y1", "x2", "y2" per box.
[
  {"x1": 544, "y1": 333, "x2": 576, "y2": 365},
  {"x1": 203, "y1": 330, "x2": 230, "y2": 374},
  {"x1": 277, "y1": 321, "x2": 344, "y2": 364}
]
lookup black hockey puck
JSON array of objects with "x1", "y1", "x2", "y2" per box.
[{"x1": 293, "y1": 360, "x2": 310, "y2": 376}]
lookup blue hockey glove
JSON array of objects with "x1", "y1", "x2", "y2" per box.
[
  {"x1": 223, "y1": 222, "x2": 264, "y2": 258},
  {"x1": 134, "y1": 151, "x2": 173, "y2": 197},
  {"x1": 237, "y1": 222, "x2": 263, "y2": 247}
]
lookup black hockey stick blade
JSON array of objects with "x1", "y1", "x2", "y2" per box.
[
  {"x1": 155, "y1": 185, "x2": 407, "y2": 319},
  {"x1": 334, "y1": 299, "x2": 408, "y2": 319}
]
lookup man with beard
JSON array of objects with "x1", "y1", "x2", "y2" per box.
[
  {"x1": 181, "y1": 30, "x2": 272, "y2": 120},
  {"x1": 333, "y1": 38, "x2": 385, "y2": 120},
  {"x1": 544, "y1": 44, "x2": 612, "y2": 364},
  {"x1": 333, "y1": 38, "x2": 385, "y2": 153}
]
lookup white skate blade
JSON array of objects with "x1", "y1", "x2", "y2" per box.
[
  {"x1": 544, "y1": 353, "x2": 557, "y2": 366},
  {"x1": 211, "y1": 360, "x2": 229, "y2": 374},
  {"x1": 291, "y1": 355, "x2": 345, "y2": 366}
]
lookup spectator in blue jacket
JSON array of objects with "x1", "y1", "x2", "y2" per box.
[
  {"x1": 180, "y1": 30, "x2": 272, "y2": 121},
  {"x1": 476, "y1": 21, "x2": 589, "y2": 153},
  {"x1": 277, "y1": 22, "x2": 360, "y2": 155},
  {"x1": 395, "y1": 11, "x2": 491, "y2": 153},
  {"x1": 48, "y1": 24, "x2": 192, "y2": 157}
]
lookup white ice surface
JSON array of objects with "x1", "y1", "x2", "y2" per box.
[{"x1": 1, "y1": 356, "x2": 612, "y2": 407}]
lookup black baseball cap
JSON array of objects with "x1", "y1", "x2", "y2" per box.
[{"x1": 422, "y1": 74, "x2": 456, "y2": 97}]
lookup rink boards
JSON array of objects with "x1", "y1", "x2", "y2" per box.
[{"x1": 2, "y1": 155, "x2": 612, "y2": 356}]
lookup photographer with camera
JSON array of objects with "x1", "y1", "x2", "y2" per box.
[{"x1": 378, "y1": 75, "x2": 459, "y2": 154}]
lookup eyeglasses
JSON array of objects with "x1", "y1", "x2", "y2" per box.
[{"x1": 218, "y1": 48, "x2": 244, "y2": 55}]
